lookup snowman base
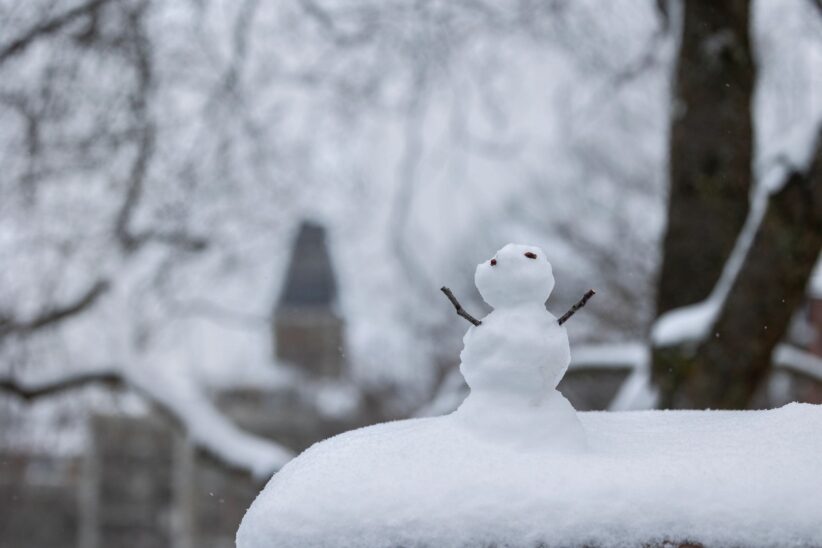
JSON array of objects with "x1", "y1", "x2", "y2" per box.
[{"x1": 454, "y1": 389, "x2": 587, "y2": 452}]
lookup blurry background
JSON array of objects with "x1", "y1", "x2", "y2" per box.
[{"x1": 0, "y1": 0, "x2": 820, "y2": 547}]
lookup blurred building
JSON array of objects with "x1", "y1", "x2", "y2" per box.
[
  {"x1": 1, "y1": 221, "x2": 367, "y2": 548},
  {"x1": 274, "y1": 221, "x2": 346, "y2": 378},
  {"x1": 1, "y1": 222, "x2": 821, "y2": 548},
  {"x1": 0, "y1": 451, "x2": 81, "y2": 548}
]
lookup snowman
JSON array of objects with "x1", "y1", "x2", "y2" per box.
[{"x1": 443, "y1": 243, "x2": 590, "y2": 451}]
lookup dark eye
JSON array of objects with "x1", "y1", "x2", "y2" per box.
[{"x1": 524, "y1": 252, "x2": 537, "y2": 259}]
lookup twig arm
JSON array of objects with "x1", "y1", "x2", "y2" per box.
[
  {"x1": 558, "y1": 289, "x2": 596, "y2": 325},
  {"x1": 440, "y1": 287, "x2": 482, "y2": 327}
]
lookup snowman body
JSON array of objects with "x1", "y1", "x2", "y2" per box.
[{"x1": 453, "y1": 243, "x2": 586, "y2": 451}]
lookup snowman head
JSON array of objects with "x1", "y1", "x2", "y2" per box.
[{"x1": 475, "y1": 243, "x2": 555, "y2": 308}]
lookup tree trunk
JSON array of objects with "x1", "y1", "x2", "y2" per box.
[
  {"x1": 654, "y1": 0, "x2": 756, "y2": 406},
  {"x1": 675, "y1": 137, "x2": 822, "y2": 408},
  {"x1": 656, "y1": 0, "x2": 754, "y2": 317}
]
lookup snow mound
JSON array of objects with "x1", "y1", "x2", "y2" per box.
[{"x1": 237, "y1": 403, "x2": 822, "y2": 548}]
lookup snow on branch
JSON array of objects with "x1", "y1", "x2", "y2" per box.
[
  {"x1": 653, "y1": 128, "x2": 822, "y2": 348},
  {"x1": 126, "y1": 365, "x2": 294, "y2": 478},
  {"x1": 773, "y1": 344, "x2": 822, "y2": 382},
  {"x1": 651, "y1": 190, "x2": 768, "y2": 347},
  {"x1": 570, "y1": 342, "x2": 657, "y2": 411},
  {"x1": 0, "y1": 365, "x2": 294, "y2": 478},
  {"x1": 570, "y1": 342, "x2": 648, "y2": 371}
]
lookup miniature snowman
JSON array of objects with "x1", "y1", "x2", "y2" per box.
[{"x1": 450, "y1": 243, "x2": 587, "y2": 451}]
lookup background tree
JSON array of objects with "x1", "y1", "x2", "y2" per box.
[{"x1": 652, "y1": 0, "x2": 822, "y2": 408}]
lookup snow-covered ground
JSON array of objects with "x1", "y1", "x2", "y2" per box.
[{"x1": 237, "y1": 403, "x2": 822, "y2": 548}]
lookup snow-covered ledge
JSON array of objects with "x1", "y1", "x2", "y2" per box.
[
  {"x1": 237, "y1": 245, "x2": 822, "y2": 547},
  {"x1": 237, "y1": 404, "x2": 822, "y2": 547}
]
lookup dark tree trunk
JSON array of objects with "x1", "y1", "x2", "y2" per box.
[
  {"x1": 653, "y1": 0, "x2": 822, "y2": 408},
  {"x1": 674, "y1": 138, "x2": 822, "y2": 408},
  {"x1": 656, "y1": 0, "x2": 754, "y2": 317},
  {"x1": 654, "y1": 0, "x2": 756, "y2": 406}
]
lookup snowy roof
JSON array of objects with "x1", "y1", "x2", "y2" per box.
[{"x1": 237, "y1": 403, "x2": 822, "y2": 547}]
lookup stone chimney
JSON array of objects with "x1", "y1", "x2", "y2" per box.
[{"x1": 273, "y1": 221, "x2": 345, "y2": 378}]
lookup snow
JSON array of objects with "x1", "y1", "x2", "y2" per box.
[
  {"x1": 1, "y1": 0, "x2": 818, "y2": 493},
  {"x1": 651, "y1": 191, "x2": 768, "y2": 347},
  {"x1": 651, "y1": 0, "x2": 822, "y2": 348},
  {"x1": 758, "y1": 124, "x2": 822, "y2": 193},
  {"x1": 237, "y1": 403, "x2": 822, "y2": 548},
  {"x1": 244, "y1": 244, "x2": 822, "y2": 547},
  {"x1": 773, "y1": 344, "x2": 822, "y2": 383},
  {"x1": 3, "y1": 364, "x2": 294, "y2": 479},
  {"x1": 125, "y1": 364, "x2": 294, "y2": 478},
  {"x1": 810, "y1": 259, "x2": 822, "y2": 298},
  {"x1": 571, "y1": 341, "x2": 649, "y2": 370},
  {"x1": 457, "y1": 244, "x2": 586, "y2": 449},
  {"x1": 237, "y1": 249, "x2": 822, "y2": 546},
  {"x1": 753, "y1": 0, "x2": 822, "y2": 194},
  {"x1": 651, "y1": 2, "x2": 822, "y2": 346},
  {"x1": 650, "y1": 298, "x2": 722, "y2": 347}
]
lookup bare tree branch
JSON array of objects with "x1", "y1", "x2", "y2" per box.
[
  {"x1": 113, "y1": 2, "x2": 154, "y2": 252},
  {"x1": 440, "y1": 286, "x2": 482, "y2": 326},
  {"x1": 441, "y1": 286, "x2": 596, "y2": 328},
  {"x1": 0, "y1": 370, "x2": 122, "y2": 401},
  {"x1": 110, "y1": 2, "x2": 207, "y2": 254},
  {"x1": 297, "y1": 0, "x2": 373, "y2": 46},
  {"x1": 0, "y1": 366, "x2": 293, "y2": 475},
  {"x1": 558, "y1": 289, "x2": 596, "y2": 325},
  {"x1": 0, "y1": 279, "x2": 109, "y2": 337},
  {"x1": 0, "y1": 0, "x2": 111, "y2": 65}
]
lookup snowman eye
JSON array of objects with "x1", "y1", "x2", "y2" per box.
[{"x1": 524, "y1": 252, "x2": 537, "y2": 259}]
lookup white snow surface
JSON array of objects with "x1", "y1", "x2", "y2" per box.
[
  {"x1": 239, "y1": 245, "x2": 822, "y2": 545},
  {"x1": 237, "y1": 403, "x2": 822, "y2": 548}
]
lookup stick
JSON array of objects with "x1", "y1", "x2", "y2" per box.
[
  {"x1": 440, "y1": 287, "x2": 482, "y2": 326},
  {"x1": 558, "y1": 289, "x2": 596, "y2": 325}
]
